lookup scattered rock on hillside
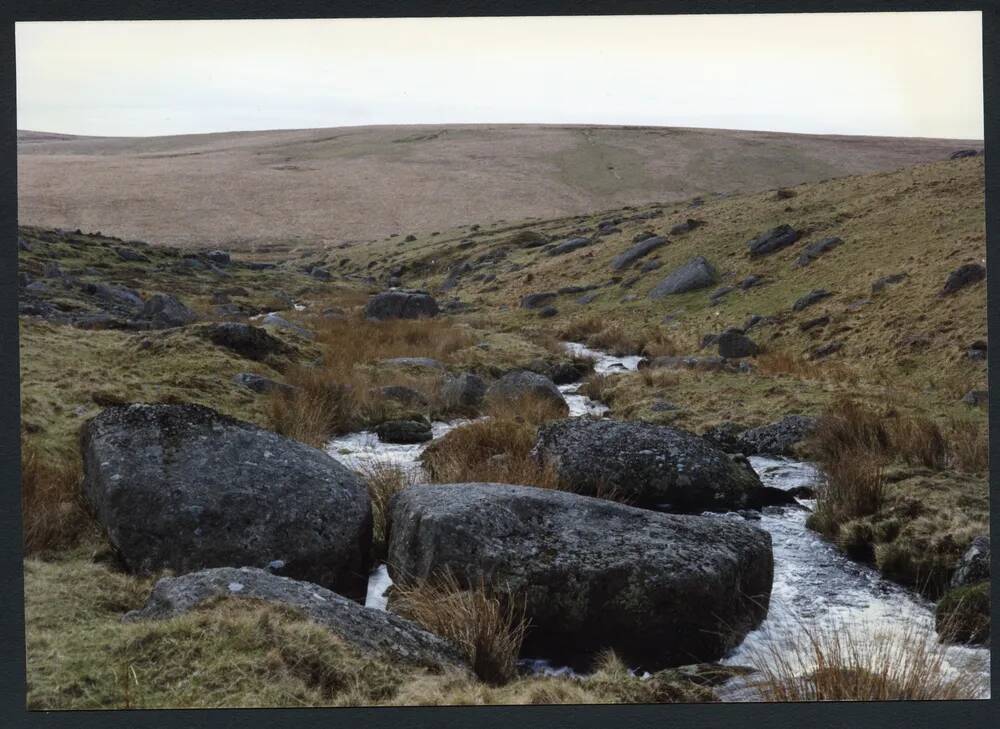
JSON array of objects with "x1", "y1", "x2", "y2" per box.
[
  {"x1": 439, "y1": 372, "x2": 487, "y2": 411},
  {"x1": 795, "y1": 236, "x2": 843, "y2": 267},
  {"x1": 206, "y1": 250, "x2": 231, "y2": 266},
  {"x1": 747, "y1": 225, "x2": 800, "y2": 257},
  {"x1": 232, "y1": 372, "x2": 294, "y2": 396},
  {"x1": 379, "y1": 357, "x2": 445, "y2": 371},
  {"x1": 872, "y1": 273, "x2": 907, "y2": 294},
  {"x1": 649, "y1": 256, "x2": 718, "y2": 298},
  {"x1": 773, "y1": 188, "x2": 797, "y2": 200},
  {"x1": 961, "y1": 389, "x2": 988, "y2": 407},
  {"x1": 376, "y1": 418, "x2": 433, "y2": 444},
  {"x1": 538, "y1": 305, "x2": 559, "y2": 318},
  {"x1": 669, "y1": 218, "x2": 704, "y2": 235},
  {"x1": 710, "y1": 286, "x2": 734, "y2": 303},
  {"x1": 641, "y1": 355, "x2": 749, "y2": 374},
  {"x1": 547, "y1": 237, "x2": 592, "y2": 256},
  {"x1": 950, "y1": 149, "x2": 980, "y2": 159},
  {"x1": 811, "y1": 341, "x2": 844, "y2": 359},
  {"x1": 387, "y1": 483, "x2": 773, "y2": 671},
  {"x1": 115, "y1": 246, "x2": 150, "y2": 263},
  {"x1": 951, "y1": 536, "x2": 990, "y2": 589},
  {"x1": 365, "y1": 290, "x2": 439, "y2": 320},
  {"x1": 82, "y1": 404, "x2": 373, "y2": 599},
  {"x1": 941, "y1": 263, "x2": 986, "y2": 295},
  {"x1": 380, "y1": 385, "x2": 429, "y2": 408},
  {"x1": 577, "y1": 292, "x2": 600, "y2": 305},
  {"x1": 735, "y1": 415, "x2": 818, "y2": 457},
  {"x1": 966, "y1": 340, "x2": 988, "y2": 361},
  {"x1": 125, "y1": 567, "x2": 468, "y2": 672},
  {"x1": 520, "y1": 292, "x2": 557, "y2": 309},
  {"x1": 793, "y1": 289, "x2": 832, "y2": 311},
  {"x1": 739, "y1": 275, "x2": 764, "y2": 290},
  {"x1": 717, "y1": 328, "x2": 759, "y2": 359},
  {"x1": 197, "y1": 322, "x2": 292, "y2": 361},
  {"x1": 611, "y1": 235, "x2": 668, "y2": 271},
  {"x1": 310, "y1": 267, "x2": 332, "y2": 281},
  {"x1": 509, "y1": 230, "x2": 548, "y2": 248},
  {"x1": 485, "y1": 371, "x2": 568, "y2": 416},
  {"x1": 800, "y1": 315, "x2": 830, "y2": 332},
  {"x1": 701, "y1": 422, "x2": 749, "y2": 452},
  {"x1": 139, "y1": 293, "x2": 197, "y2": 328},
  {"x1": 532, "y1": 418, "x2": 765, "y2": 512},
  {"x1": 260, "y1": 312, "x2": 314, "y2": 340}
]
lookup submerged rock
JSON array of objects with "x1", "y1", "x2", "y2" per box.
[
  {"x1": 82, "y1": 404, "x2": 372, "y2": 599},
  {"x1": 376, "y1": 418, "x2": 433, "y2": 444},
  {"x1": 387, "y1": 483, "x2": 773, "y2": 671},
  {"x1": 532, "y1": 418, "x2": 765, "y2": 512},
  {"x1": 125, "y1": 567, "x2": 467, "y2": 672}
]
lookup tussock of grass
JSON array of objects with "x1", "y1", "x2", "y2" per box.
[
  {"x1": 946, "y1": 417, "x2": 988, "y2": 473},
  {"x1": 391, "y1": 571, "x2": 529, "y2": 685},
  {"x1": 748, "y1": 618, "x2": 985, "y2": 701},
  {"x1": 21, "y1": 436, "x2": 92, "y2": 555},
  {"x1": 420, "y1": 417, "x2": 562, "y2": 490},
  {"x1": 358, "y1": 461, "x2": 415, "y2": 557}
]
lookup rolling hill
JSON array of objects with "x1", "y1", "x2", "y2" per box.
[{"x1": 16, "y1": 124, "x2": 980, "y2": 252}]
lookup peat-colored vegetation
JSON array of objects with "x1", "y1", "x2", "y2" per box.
[{"x1": 17, "y1": 152, "x2": 988, "y2": 707}]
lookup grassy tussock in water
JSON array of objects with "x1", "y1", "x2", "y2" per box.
[
  {"x1": 747, "y1": 618, "x2": 985, "y2": 701},
  {"x1": 358, "y1": 461, "x2": 416, "y2": 557}
]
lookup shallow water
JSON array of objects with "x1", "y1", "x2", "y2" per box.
[
  {"x1": 334, "y1": 343, "x2": 989, "y2": 698},
  {"x1": 717, "y1": 456, "x2": 990, "y2": 699}
]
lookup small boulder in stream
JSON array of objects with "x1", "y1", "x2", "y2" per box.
[
  {"x1": 485, "y1": 371, "x2": 569, "y2": 416},
  {"x1": 532, "y1": 418, "x2": 766, "y2": 512}
]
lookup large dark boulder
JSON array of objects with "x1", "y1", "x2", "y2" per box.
[
  {"x1": 387, "y1": 483, "x2": 773, "y2": 671},
  {"x1": 611, "y1": 235, "x2": 668, "y2": 271},
  {"x1": 649, "y1": 256, "x2": 718, "y2": 298},
  {"x1": 81, "y1": 404, "x2": 373, "y2": 599},
  {"x1": 747, "y1": 225, "x2": 800, "y2": 257},
  {"x1": 365, "y1": 290, "x2": 439, "y2": 320},
  {"x1": 485, "y1": 371, "x2": 569, "y2": 416},
  {"x1": 125, "y1": 567, "x2": 468, "y2": 673},
  {"x1": 532, "y1": 419, "x2": 765, "y2": 512},
  {"x1": 717, "y1": 328, "x2": 759, "y2": 359},
  {"x1": 941, "y1": 264, "x2": 985, "y2": 295},
  {"x1": 951, "y1": 535, "x2": 990, "y2": 589},
  {"x1": 795, "y1": 237, "x2": 843, "y2": 267},
  {"x1": 196, "y1": 322, "x2": 292, "y2": 361},
  {"x1": 140, "y1": 293, "x2": 197, "y2": 328},
  {"x1": 736, "y1": 415, "x2": 818, "y2": 457}
]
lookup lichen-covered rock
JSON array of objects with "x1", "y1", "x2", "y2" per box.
[
  {"x1": 532, "y1": 418, "x2": 765, "y2": 512},
  {"x1": 387, "y1": 483, "x2": 773, "y2": 671},
  {"x1": 649, "y1": 256, "x2": 718, "y2": 298},
  {"x1": 485, "y1": 371, "x2": 568, "y2": 416},
  {"x1": 951, "y1": 535, "x2": 990, "y2": 589},
  {"x1": 82, "y1": 404, "x2": 372, "y2": 599},
  {"x1": 736, "y1": 415, "x2": 818, "y2": 457},
  {"x1": 747, "y1": 225, "x2": 800, "y2": 257},
  {"x1": 365, "y1": 290, "x2": 439, "y2": 320},
  {"x1": 125, "y1": 567, "x2": 468, "y2": 672},
  {"x1": 139, "y1": 293, "x2": 197, "y2": 328}
]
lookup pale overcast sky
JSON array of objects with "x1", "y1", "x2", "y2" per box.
[{"x1": 16, "y1": 12, "x2": 984, "y2": 139}]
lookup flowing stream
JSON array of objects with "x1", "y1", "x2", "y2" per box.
[{"x1": 325, "y1": 343, "x2": 990, "y2": 698}]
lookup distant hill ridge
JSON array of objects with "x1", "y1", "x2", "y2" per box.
[{"x1": 17, "y1": 124, "x2": 981, "y2": 251}]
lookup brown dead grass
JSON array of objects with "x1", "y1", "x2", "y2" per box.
[
  {"x1": 946, "y1": 417, "x2": 989, "y2": 474},
  {"x1": 358, "y1": 461, "x2": 416, "y2": 557},
  {"x1": 391, "y1": 571, "x2": 529, "y2": 685},
  {"x1": 420, "y1": 417, "x2": 562, "y2": 490},
  {"x1": 749, "y1": 618, "x2": 985, "y2": 701},
  {"x1": 21, "y1": 436, "x2": 92, "y2": 554}
]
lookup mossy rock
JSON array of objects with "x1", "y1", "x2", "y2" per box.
[{"x1": 935, "y1": 581, "x2": 990, "y2": 645}]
